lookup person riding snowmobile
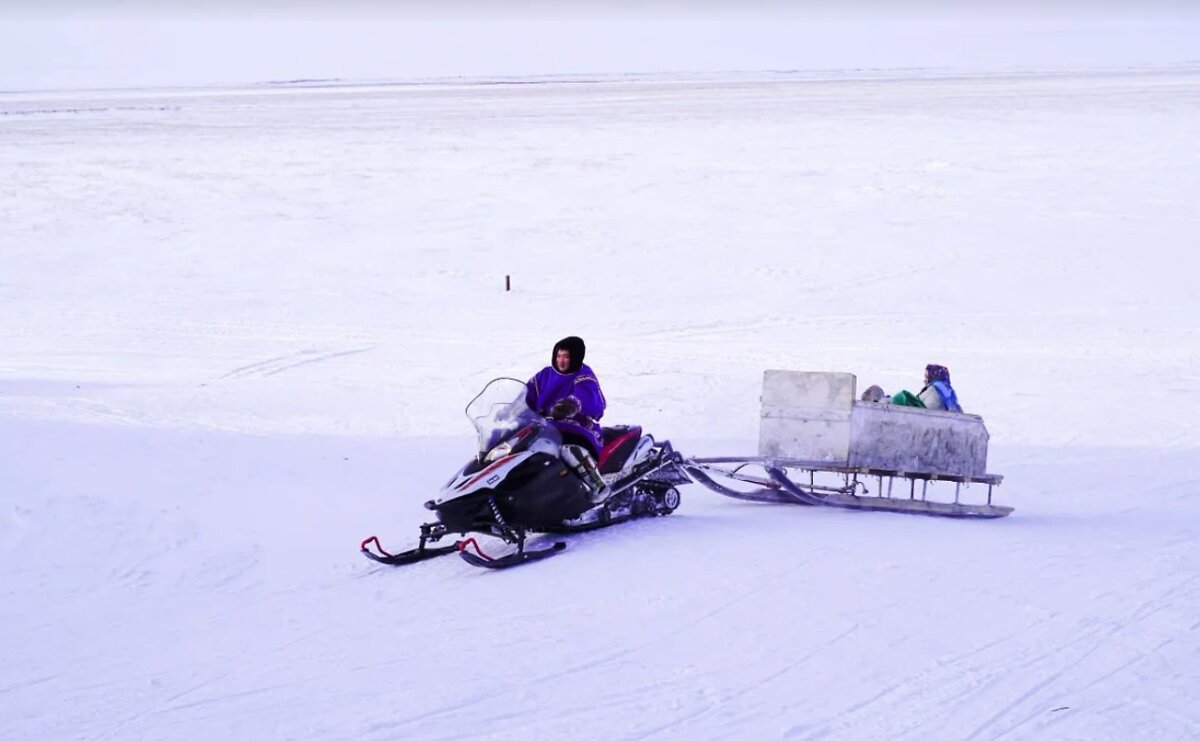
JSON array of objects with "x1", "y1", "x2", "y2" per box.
[{"x1": 525, "y1": 336, "x2": 610, "y2": 502}]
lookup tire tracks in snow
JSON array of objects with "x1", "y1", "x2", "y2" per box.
[
  {"x1": 220, "y1": 346, "x2": 375, "y2": 380},
  {"x1": 371, "y1": 552, "x2": 818, "y2": 736},
  {"x1": 631, "y1": 622, "x2": 861, "y2": 741},
  {"x1": 962, "y1": 572, "x2": 1200, "y2": 741}
]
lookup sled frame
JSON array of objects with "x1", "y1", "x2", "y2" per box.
[{"x1": 683, "y1": 456, "x2": 1011, "y2": 519}]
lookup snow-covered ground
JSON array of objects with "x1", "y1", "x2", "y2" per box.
[{"x1": 3, "y1": 67, "x2": 1199, "y2": 739}]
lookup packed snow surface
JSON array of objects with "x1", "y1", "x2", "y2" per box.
[{"x1": 3, "y1": 67, "x2": 1199, "y2": 739}]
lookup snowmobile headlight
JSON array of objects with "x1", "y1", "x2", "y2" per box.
[
  {"x1": 482, "y1": 423, "x2": 536, "y2": 464},
  {"x1": 484, "y1": 439, "x2": 516, "y2": 463}
]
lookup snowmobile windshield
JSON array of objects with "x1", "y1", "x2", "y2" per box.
[{"x1": 465, "y1": 378, "x2": 542, "y2": 455}]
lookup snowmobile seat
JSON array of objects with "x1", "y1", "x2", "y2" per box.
[{"x1": 598, "y1": 425, "x2": 643, "y2": 474}]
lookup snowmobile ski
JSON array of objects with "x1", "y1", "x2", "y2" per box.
[
  {"x1": 456, "y1": 536, "x2": 568, "y2": 569},
  {"x1": 360, "y1": 533, "x2": 458, "y2": 566}
]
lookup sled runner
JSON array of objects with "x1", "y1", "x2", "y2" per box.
[
  {"x1": 361, "y1": 378, "x2": 688, "y2": 570},
  {"x1": 683, "y1": 370, "x2": 1011, "y2": 519}
]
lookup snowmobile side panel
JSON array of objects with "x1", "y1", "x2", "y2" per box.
[
  {"x1": 495, "y1": 453, "x2": 594, "y2": 528},
  {"x1": 431, "y1": 453, "x2": 592, "y2": 531}
]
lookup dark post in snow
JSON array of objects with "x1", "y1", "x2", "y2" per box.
[{"x1": 505, "y1": 275, "x2": 511, "y2": 292}]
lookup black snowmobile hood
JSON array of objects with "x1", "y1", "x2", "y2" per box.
[{"x1": 552, "y1": 336, "x2": 586, "y2": 374}]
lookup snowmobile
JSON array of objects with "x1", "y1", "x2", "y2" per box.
[{"x1": 360, "y1": 378, "x2": 688, "y2": 570}]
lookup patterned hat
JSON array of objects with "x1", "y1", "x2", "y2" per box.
[{"x1": 925, "y1": 364, "x2": 951, "y2": 384}]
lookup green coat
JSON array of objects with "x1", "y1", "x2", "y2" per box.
[{"x1": 890, "y1": 390, "x2": 926, "y2": 408}]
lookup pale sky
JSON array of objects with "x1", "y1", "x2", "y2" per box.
[{"x1": 3, "y1": 2, "x2": 1198, "y2": 91}]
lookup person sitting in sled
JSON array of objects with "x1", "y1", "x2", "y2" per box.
[
  {"x1": 525, "y1": 336, "x2": 610, "y2": 502},
  {"x1": 861, "y1": 363, "x2": 963, "y2": 412},
  {"x1": 916, "y1": 363, "x2": 962, "y2": 411}
]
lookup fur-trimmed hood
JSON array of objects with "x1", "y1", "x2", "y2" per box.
[{"x1": 551, "y1": 336, "x2": 586, "y2": 374}]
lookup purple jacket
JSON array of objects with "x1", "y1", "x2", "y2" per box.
[{"x1": 525, "y1": 363, "x2": 606, "y2": 454}]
